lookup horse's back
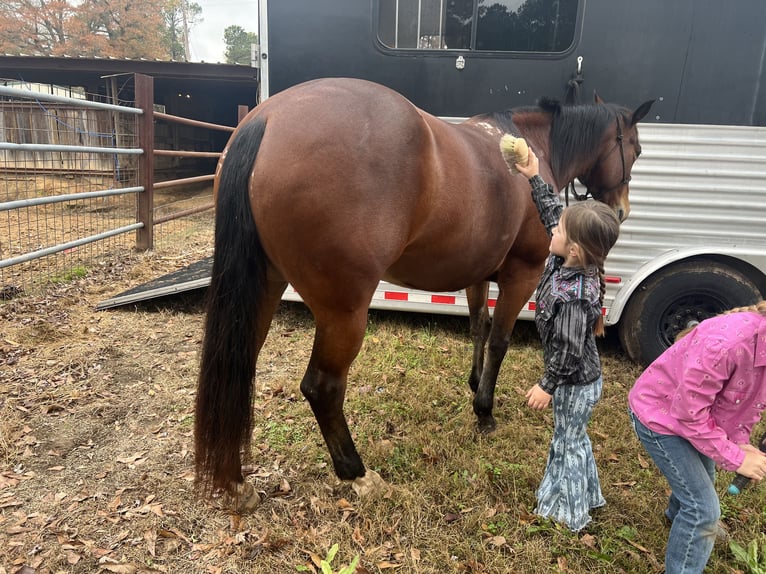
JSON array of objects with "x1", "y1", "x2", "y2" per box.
[
  {"x1": 250, "y1": 78, "x2": 429, "y2": 218},
  {"x1": 227, "y1": 77, "x2": 536, "y2": 296}
]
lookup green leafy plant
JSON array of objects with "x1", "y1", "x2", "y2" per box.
[
  {"x1": 730, "y1": 536, "x2": 766, "y2": 574},
  {"x1": 296, "y1": 543, "x2": 360, "y2": 574}
]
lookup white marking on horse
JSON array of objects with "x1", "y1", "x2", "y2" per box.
[{"x1": 475, "y1": 121, "x2": 502, "y2": 136}]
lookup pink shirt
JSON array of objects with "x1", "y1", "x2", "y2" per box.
[{"x1": 628, "y1": 311, "x2": 766, "y2": 471}]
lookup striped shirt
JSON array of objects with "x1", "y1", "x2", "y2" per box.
[{"x1": 529, "y1": 175, "x2": 603, "y2": 394}]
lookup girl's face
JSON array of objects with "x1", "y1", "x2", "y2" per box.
[{"x1": 549, "y1": 216, "x2": 570, "y2": 258}]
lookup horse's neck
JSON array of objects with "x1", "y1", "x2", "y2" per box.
[
  {"x1": 512, "y1": 114, "x2": 560, "y2": 189},
  {"x1": 513, "y1": 111, "x2": 596, "y2": 191}
]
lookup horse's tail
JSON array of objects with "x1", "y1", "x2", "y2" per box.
[{"x1": 195, "y1": 116, "x2": 267, "y2": 494}]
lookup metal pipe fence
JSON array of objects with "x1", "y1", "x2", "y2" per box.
[
  {"x1": 0, "y1": 74, "x2": 245, "y2": 297},
  {"x1": 0, "y1": 82, "x2": 142, "y2": 294}
]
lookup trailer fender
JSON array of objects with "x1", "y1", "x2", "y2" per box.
[
  {"x1": 608, "y1": 247, "x2": 765, "y2": 324},
  {"x1": 609, "y1": 248, "x2": 764, "y2": 365}
]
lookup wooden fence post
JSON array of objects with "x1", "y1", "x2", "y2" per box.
[{"x1": 135, "y1": 73, "x2": 154, "y2": 251}]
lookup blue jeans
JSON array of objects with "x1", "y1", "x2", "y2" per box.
[{"x1": 629, "y1": 409, "x2": 720, "y2": 574}]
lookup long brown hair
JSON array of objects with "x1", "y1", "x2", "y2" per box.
[{"x1": 562, "y1": 201, "x2": 621, "y2": 336}]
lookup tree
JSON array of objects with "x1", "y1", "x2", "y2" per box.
[
  {"x1": 162, "y1": 0, "x2": 202, "y2": 61},
  {"x1": 70, "y1": 0, "x2": 168, "y2": 58},
  {"x1": 223, "y1": 25, "x2": 257, "y2": 65},
  {"x1": 0, "y1": 0, "x2": 76, "y2": 55},
  {"x1": 0, "y1": 0, "x2": 199, "y2": 59}
]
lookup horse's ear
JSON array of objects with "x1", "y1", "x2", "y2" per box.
[
  {"x1": 594, "y1": 91, "x2": 605, "y2": 104},
  {"x1": 631, "y1": 99, "x2": 655, "y2": 125}
]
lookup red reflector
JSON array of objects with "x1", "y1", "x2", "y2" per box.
[
  {"x1": 605, "y1": 276, "x2": 621, "y2": 284},
  {"x1": 528, "y1": 301, "x2": 536, "y2": 311},
  {"x1": 431, "y1": 295, "x2": 455, "y2": 304},
  {"x1": 384, "y1": 291, "x2": 408, "y2": 301},
  {"x1": 488, "y1": 299, "x2": 497, "y2": 308}
]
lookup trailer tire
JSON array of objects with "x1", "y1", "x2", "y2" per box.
[{"x1": 618, "y1": 261, "x2": 762, "y2": 366}]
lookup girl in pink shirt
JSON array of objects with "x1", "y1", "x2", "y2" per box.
[{"x1": 628, "y1": 301, "x2": 766, "y2": 574}]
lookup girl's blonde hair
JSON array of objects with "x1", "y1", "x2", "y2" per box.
[
  {"x1": 724, "y1": 300, "x2": 766, "y2": 316},
  {"x1": 675, "y1": 300, "x2": 766, "y2": 342},
  {"x1": 562, "y1": 201, "x2": 621, "y2": 336}
]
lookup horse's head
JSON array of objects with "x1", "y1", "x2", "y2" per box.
[
  {"x1": 576, "y1": 94, "x2": 655, "y2": 221},
  {"x1": 542, "y1": 95, "x2": 655, "y2": 222}
]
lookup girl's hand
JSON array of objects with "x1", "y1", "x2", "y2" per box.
[
  {"x1": 735, "y1": 449, "x2": 766, "y2": 481},
  {"x1": 526, "y1": 383, "x2": 552, "y2": 410},
  {"x1": 515, "y1": 149, "x2": 540, "y2": 179},
  {"x1": 741, "y1": 444, "x2": 762, "y2": 455}
]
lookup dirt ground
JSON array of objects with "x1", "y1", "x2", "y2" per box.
[
  {"x1": 2, "y1": 220, "x2": 764, "y2": 574},
  {"x1": 0, "y1": 224, "x2": 230, "y2": 573}
]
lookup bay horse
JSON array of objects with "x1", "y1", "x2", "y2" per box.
[{"x1": 195, "y1": 77, "x2": 654, "y2": 506}]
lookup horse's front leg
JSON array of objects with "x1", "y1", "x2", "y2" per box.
[
  {"x1": 300, "y1": 306, "x2": 385, "y2": 495},
  {"x1": 473, "y1": 269, "x2": 539, "y2": 433},
  {"x1": 472, "y1": 298, "x2": 514, "y2": 433},
  {"x1": 466, "y1": 282, "x2": 491, "y2": 393}
]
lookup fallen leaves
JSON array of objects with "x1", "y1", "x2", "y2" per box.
[
  {"x1": 484, "y1": 534, "x2": 507, "y2": 547},
  {"x1": 0, "y1": 471, "x2": 35, "y2": 491},
  {"x1": 115, "y1": 452, "x2": 148, "y2": 466},
  {"x1": 579, "y1": 533, "x2": 597, "y2": 549},
  {"x1": 99, "y1": 561, "x2": 137, "y2": 573}
]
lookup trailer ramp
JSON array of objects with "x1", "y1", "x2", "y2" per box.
[
  {"x1": 97, "y1": 257, "x2": 523, "y2": 319},
  {"x1": 96, "y1": 257, "x2": 213, "y2": 310}
]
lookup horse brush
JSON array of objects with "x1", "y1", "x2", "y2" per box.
[{"x1": 499, "y1": 134, "x2": 529, "y2": 174}]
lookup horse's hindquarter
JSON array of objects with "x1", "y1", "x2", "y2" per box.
[{"x1": 244, "y1": 79, "x2": 441, "y2": 304}]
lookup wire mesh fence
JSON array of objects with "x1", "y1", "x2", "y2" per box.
[
  {"x1": 0, "y1": 86, "x2": 141, "y2": 296},
  {"x1": 0, "y1": 78, "x2": 224, "y2": 298}
]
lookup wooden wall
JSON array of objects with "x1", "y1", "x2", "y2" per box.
[{"x1": 0, "y1": 102, "x2": 138, "y2": 174}]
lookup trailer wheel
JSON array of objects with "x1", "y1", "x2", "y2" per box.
[{"x1": 618, "y1": 261, "x2": 762, "y2": 366}]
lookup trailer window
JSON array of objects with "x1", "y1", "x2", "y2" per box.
[{"x1": 378, "y1": 0, "x2": 578, "y2": 52}]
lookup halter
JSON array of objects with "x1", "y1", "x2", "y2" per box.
[{"x1": 565, "y1": 115, "x2": 629, "y2": 205}]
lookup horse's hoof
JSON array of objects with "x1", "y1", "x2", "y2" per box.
[
  {"x1": 477, "y1": 416, "x2": 497, "y2": 434},
  {"x1": 351, "y1": 469, "x2": 386, "y2": 497},
  {"x1": 226, "y1": 481, "x2": 264, "y2": 513}
]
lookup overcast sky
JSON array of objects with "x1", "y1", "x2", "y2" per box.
[{"x1": 188, "y1": 0, "x2": 259, "y2": 63}]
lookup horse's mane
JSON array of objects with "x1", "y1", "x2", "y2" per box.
[
  {"x1": 479, "y1": 107, "x2": 532, "y2": 134},
  {"x1": 482, "y1": 98, "x2": 629, "y2": 183},
  {"x1": 540, "y1": 97, "x2": 628, "y2": 182}
]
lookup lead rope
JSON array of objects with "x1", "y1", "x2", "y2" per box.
[
  {"x1": 565, "y1": 179, "x2": 589, "y2": 206},
  {"x1": 565, "y1": 56, "x2": 584, "y2": 105}
]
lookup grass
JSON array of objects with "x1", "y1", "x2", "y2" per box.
[
  {"x1": 237, "y1": 306, "x2": 766, "y2": 573},
  {"x1": 48, "y1": 265, "x2": 88, "y2": 284},
  {"x1": 1, "y1": 261, "x2": 765, "y2": 573}
]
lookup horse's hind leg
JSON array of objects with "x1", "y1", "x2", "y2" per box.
[
  {"x1": 299, "y1": 305, "x2": 381, "y2": 491},
  {"x1": 466, "y1": 282, "x2": 491, "y2": 393},
  {"x1": 230, "y1": 277, "x2": 287, "y2": 511},
  {"x1": 254, "y1": 277, "x2": 288, "y2": 353}
]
